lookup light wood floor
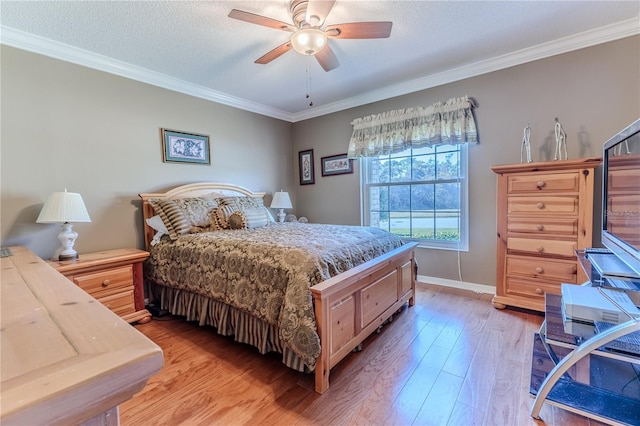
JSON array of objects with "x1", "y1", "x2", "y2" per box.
[{"x1": 120, "y1": 284, "x2": 608, "y2": 426}]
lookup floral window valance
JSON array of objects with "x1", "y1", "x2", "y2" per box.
[{"x1": 347, "y1": 96, "x2": 478, "y2": 158}]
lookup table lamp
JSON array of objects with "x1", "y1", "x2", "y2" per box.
[
  {"x1": 270, "y1": 190, "x2": 292, "y2": 223},
  {"x1": 37, "y1": 189, "x2": 91, "y2": 261}
]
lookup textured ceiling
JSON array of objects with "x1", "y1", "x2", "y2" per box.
[{"x1": 1, "y1": 1, "x2": 639, "y2": 122}]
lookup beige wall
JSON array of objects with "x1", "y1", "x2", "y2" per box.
[
  {"x1": 292, "y1": 36, "x2": 640, "y2": 287},
  {"x1": 2, "y1": 36, "x2": 639, "y2": 287},
  {"x1": 1, "y1": 46, "x2": 293, "y2": 259}
]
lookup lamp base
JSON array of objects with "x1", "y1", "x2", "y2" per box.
[
  {"x1": 58, "y1": 252, "x2": 79, "y2": 261},
  {"x1": 277, "y1": 209, "x2": 286, "y2": 223},
  {"x1": 55, "y1": 222, "x2": 79, "y2": 261}
]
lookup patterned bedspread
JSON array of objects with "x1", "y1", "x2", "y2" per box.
[{"x1": 144, "y1": 222, "x2": 404, "y2": 369}]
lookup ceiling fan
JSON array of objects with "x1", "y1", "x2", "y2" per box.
[{"x1": 228, "y1": 0, "x2": 392, "y2": 72}]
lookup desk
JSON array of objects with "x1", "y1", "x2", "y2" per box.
[
  {"x1": 530, "y1": 293, "x2": 640, "y2": 425},
  {"x1": 1, "y1": 246, "x2": 163, "y2": 425}
]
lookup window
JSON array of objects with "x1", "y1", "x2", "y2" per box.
[{"x1": 362, "y1": 143, "x2": 468, "y2": 251}]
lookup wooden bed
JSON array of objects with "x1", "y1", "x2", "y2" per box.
[{"x1": 139, "y1": 182, "x2": 417, "y2": 393}]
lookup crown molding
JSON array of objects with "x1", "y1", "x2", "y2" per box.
[
  {"x1": 0, "y1": 26, "x2": 292, "y2": 121},
  {"x1": 2, "y1": 17, "x2": 638, "y2": 124}
]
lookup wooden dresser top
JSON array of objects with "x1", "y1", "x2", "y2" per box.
[{"x1": 1, "y1": 246, "x2": 162, "y2": 425}]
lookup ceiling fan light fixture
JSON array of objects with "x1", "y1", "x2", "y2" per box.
[{"x1": 291, "y1": 28, "x2": 327, "y2": 55}]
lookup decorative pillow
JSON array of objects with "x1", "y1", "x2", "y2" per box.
[
  {"x1": 216, "y1": 196, "x2": 268, "y2": 228},
  {"x1": 209, "y1": 209, "x2": 225, "y2": 231},
  {"x1": 172, "y1": 197, "x2": 219, "y2": 228},
  {"x1": 217, "y1": 196, "x2": 264, "y2": 210},
  {"x1": 149, "y1": 196, "x2": 219, "y2": 239},
  {"x1": 146, "y1": 215, "x2": 169, "y2": 234},
  {"x1": 228, "y1": 207, "x2": 270, "y2": 230},
  {"x1": 148, "y1": 198, "x2": 190, "y2": 240}
]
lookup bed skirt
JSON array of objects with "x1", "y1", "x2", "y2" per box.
[{"x1": 150, "y1": 283, "x2": 310, "y2": 373}]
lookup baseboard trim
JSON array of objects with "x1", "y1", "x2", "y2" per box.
[{"x1": 417, "y1": 275, "x2": 495, "y2": 295}]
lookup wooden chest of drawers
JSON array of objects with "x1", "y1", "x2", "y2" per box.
[
  {"x1": 491, "y1": 158, "x2": 601, "y2": 311},
  {"x1": 47, "y1": 248, "x2": 151, "y2": 323}
]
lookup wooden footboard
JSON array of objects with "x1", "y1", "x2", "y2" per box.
[{"x1": 310, "y1": 241, "x2": 418, "y2": 393}]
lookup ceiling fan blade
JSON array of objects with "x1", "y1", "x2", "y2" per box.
[
  {"x1": 228, "y1": 9, "x2": 294, "y2": 32},
  {"x1": 305, "y1": 0, "x2": 336, "y2": 26},
  {"x1": 315, "y1": 44, "x2": 340, "y2": 72},
  {"x1": 326, "y1": 22, "x2": 393, "y2": 39},
  {"x1": 255, "y1": 41, "x2": 293, "y2": 64}
]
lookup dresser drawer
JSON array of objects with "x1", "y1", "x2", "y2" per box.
[
  {"x1": 71, "y1": 265, "x2": 134, "y2": 298},
  {"x1": 505, "y1": 276, "x2": 562, "y2": 300},
  {"x1": 506, "y1": 256, "x2": 577, "y2": 282},
  {"x1": 507, "y1": 217, "x2": 578, "y2": 237},
  {"x1": 507, "y1": 196, "x2": 579, "y2": 215},
  {"x1": 507, "y1": 172, "x2": 579, "y2": 194},
  {"x1": 608, "y1": 168, "x2": 640, "y2": 192},
  {"x1": 507, "y1": 237, "x2": 577, "y2": 258}
]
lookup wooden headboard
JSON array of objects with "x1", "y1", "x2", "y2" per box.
[{"x1": 138, "y1": 182, "x2": 267, "y2": 250}]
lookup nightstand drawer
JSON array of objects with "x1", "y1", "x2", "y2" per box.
[
  {"x1": 99, "y1": 291, "x2": 136, "y2": 317},
  {"x1": 71, "y1": 265, "x2": 134, "y2": 298}
]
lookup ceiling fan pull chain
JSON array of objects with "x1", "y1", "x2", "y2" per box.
[{"x1": 306, "y1": 58, "x2": 314, "y2": 107}]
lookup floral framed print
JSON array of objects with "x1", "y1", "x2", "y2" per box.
[
  {"x1": 161, "y1": 128, "x2": 210, "y2": 164},
  {"x1": 299, "y1": 149, "x2": 315, "y2": 185},
  {"x1": 321, "y1": 153, "x2": 354, "y2": 176}
]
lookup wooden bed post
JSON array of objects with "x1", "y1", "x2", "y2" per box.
[{"x1": 314, "y1": 295, "x2": 331, "y2": 393}]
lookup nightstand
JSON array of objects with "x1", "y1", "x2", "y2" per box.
[{"x1": 47, "y1": 248, "x2": 151, "y2": 324}]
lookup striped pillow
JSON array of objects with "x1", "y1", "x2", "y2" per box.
[
  {"x1": 228, "y1": 207, "x2": 270, "y2": 230},
  {"x1": 149, "y1": 198, "x2": 190, "y2": 240},
  {"x1": 149, "y1": 196, "x2": 220, "y2": 239}
]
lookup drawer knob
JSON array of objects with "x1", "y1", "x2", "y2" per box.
[
  {"x1": 536, "y1": 224, "x2": 544, "y2": 231},
  {"x1": 102, "y1": 279, "x2": 111, "y2": 287},
  {"x1": 537, "y1": 181, "x2": 546, "y2": 189},
  {"x1": 535, "y1": 288, "x2": 543, "y2": 295},
  {"x1": 537, "y1": 202, "x2": 545, "y2": 209},
  {"x1": 535, "y1": 267, "x2": 544, "y2": 274},
  {"x1": 536, "y1": 246, "x2": 544, "y2": 253}
]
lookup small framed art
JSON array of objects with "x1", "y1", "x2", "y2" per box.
[
  {"x1": 321, "y1": 153, "x2": 353, "y2": 176},
  {"x1": 161, "y1": 128, "x2": 210, "y2": 164},
  {"x1": 299, "y1": 149, "x2": 315, "y2": 185}
]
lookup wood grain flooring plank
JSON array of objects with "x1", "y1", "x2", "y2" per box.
[{"x1": 413, "y1": 371, "x2": 464, "y2": 426}]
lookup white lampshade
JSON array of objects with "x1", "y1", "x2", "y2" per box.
[
  {"x1": 37, "y1": 191, "x2": 91, "y2": 223},
  {"x1": 270, "y1": 191, "x2": 292, "y2": 223},
  {"x1": 290, "y1": 28, "x2": 328, "y2": 55},
  {"x1": 270, "y1": 191, "x2": 293, "y2": 209},
  {"x1": 37, "y1": 190, "x2": 91, "y2": 261}
]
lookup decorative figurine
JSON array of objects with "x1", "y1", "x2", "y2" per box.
[
  {"x1": 521, "y1": 123, "x2": 532, "y2": 163},
  {"x1": 554, "y1": 117, "x2": 567, "y2": 160}
]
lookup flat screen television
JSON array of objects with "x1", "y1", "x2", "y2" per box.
[{"x1": 602, "y1": 118, "x2": 640, "y2": 279}]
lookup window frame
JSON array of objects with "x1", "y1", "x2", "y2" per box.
[{"x1": 360, "y1": 143, "x2": 469, "y2": 251}]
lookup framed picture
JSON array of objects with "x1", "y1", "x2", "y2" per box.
[
  {"x1": 161, "y1": 128, "x2": 210, "y2": 164},
  {"x1": 321, "y1": 153, "x2": 354, "y2": 176},
  {"x1": 299, "y1": 149, "x2": 315, "y2": 185}
]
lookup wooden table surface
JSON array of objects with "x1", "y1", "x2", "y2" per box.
[{"x1": 1, "y1": 246, "x2": 163, "y2": 425}]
